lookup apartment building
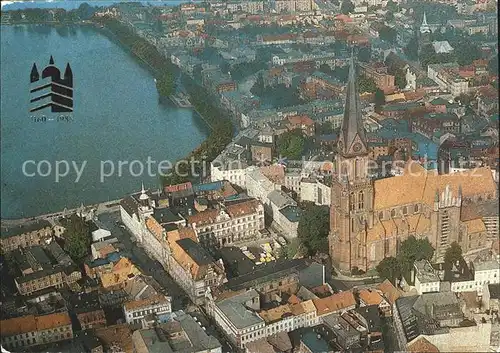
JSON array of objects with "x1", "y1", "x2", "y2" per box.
[
  {"x1": 210, "y1": 130, "x2": 260, "y2": 187},
  {"x1": 271, "y1": 50, "x2": 336, "y2": 67},
  {"x1": 286, "y1": 115, "x2": 315, "y2": 137},
  {"x1": 1, "y1": 220, "x2": 53, "y2": 253},
  {"x1": 131, "y1": 311, "x2": 222, "y2": 353},
  {"x1": 300, "y1": 177, "x2": 332, "y2": 206},
  {"x1": 123, "y1": 294, "x2": 172, "y2": 325},
  {"x1": 0, "y1": 311, "x2": 73, "y2": 351},
  {"x1": 187, "y1": 199, "x2": 265, "y2": 248},
  {"x1": 13, "y1": 244, "x2": 81, "y2": 296},
  {"x1": 268, "y1": 190, "x2": 301, "y2": 238},
  {"x1": 412, "y1": 255, "x2": 500, "y2": 295},
  {"x1": 224, "y1": 259, "x2": 311, "y2": 303},
  {"x1": 226, "y1": 0, "x2": 264, "y2": 14},
  {"x1": 275, "y1": 0, "x2": 314, "y2": 13},
  {"x1": 201, "y1": 68, "x2": 237, "y2": 94},
  {"x1": 166, "y1": 228, "x2": 227, "y2": 305},
  {"x1": 212, "y1": 291, "x2": 318, "y2": 349},
  {"x1": 413, "y1": 260, "x2": 441, "y2": 294},
  {"x1": 428, "y1": 63, "x2": 469, "y2": 97},
  {"x1": 359, "y1": 62, "x2": 395, "y2": 93}
]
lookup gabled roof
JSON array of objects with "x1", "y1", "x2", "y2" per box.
[
  {"x1": 373, "y1": 161, "x2": 496, "y2": 210},
  {"x1": 1, "y1": 220, "x2": 52, "y2": 238},
  {"x1": 376, "y1": 279, "x2": 401, "y2": 305},
  {"x1": 313, "y1": 291, "x2": 356, "y2": 316},
  {"x1": 407, "y1": 337, "x2": 440, "y2": 352},
  {"x1": 358, "y1": 289, "x2": 384, "y2": 306}
]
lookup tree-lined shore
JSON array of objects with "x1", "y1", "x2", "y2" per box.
[{"x1": 95, "y1": 16, "x2": 234, "y2": 187}]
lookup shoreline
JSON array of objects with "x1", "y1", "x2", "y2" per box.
[{"x1": 1, "y1": 20, "x2": 231, "y2": 222}]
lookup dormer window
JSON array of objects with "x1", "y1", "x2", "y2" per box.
[
  {"x1": 414, "y1": 204, "x2": 419, "y2": 213},
  {"x1": 403, "y1": 206, "x2": 408, "y2": 215},
  {"x1": 391, "y1": 209, "x2": 396, "y2": 218}
]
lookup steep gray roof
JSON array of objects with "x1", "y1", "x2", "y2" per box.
[
  {"x1": 216, "y1": 289, "x2": 263, "y2": 329},
  {"x1": 339, "y1": 56, "x2": 367, "y2": 156}
]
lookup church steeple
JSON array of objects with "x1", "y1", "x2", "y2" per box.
[
  {"x1": 338, "y1": 55, "x2": 367, "y2": 157},
  {"x1": 420, "y1": 12, "x2": 431, "y2": 34}
]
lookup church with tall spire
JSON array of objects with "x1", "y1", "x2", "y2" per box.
[
  {"x1": 329, "y1": 55, "x2": 497, "y2": 273},
  {"x1": 418, "y1": 12, "x2": 432, "y2": 55}
]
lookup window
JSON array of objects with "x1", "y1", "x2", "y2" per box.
[
  {"x1": 358, "y1": 191, "x2": 364, "y2": 210},
  {"x1": 391, "y1": 209, "x2": 396, "y2": 218},
  {"x1": 379, "y1": 211, "x2": 384, "y2": 220},
  {"x1": 350, "y1": 193, "x2": 355, "y2": 211},
  {"x1": 403, "y1": 206, "x2": 408, "y2": 215},
  {"x1": 351, "y1": 218, "x2": 355, "y2": 232},
  {"x1": 414, "y1": 204, "x2": 419, "y2": 213}
]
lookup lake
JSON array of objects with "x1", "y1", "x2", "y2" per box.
[{"x1": 0, "y1": 24, "x2": 209, "y2": 218}]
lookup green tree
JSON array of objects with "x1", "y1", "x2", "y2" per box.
[
  {"x1": 156, "y1": 71, "x2": 175, "y2": 97},
  {"x1": 453, "y1": 39, "x2": 480, "y2": 66},
  {"x1": 374, "y1": 88, "x2": 385, "y2": 108},
  {"x1": 444, "y1": 241, "x2": 463, "y2": 266},
  {"x1": 297, "y1": 205, "x2": 330, "y2": 255},
  {"x1": 358, "y1": 75, "x2": 377, "y2": 93},
  {"x1": 488, "y1": 55, "x2": 498, "y2": 76},
  {"x1": 279, "y1": 238, "x2": 300, "y2": 259},
  {"x1": 419, "y1": 44, "x2": 439, "y2": 69},
  {"x1": 404, "y1": 36, "x2": 419, "y2": 61},
  {"x1": 340, "y1": 0, "x2": 355, "y2": 14},
  {"x1": 24, "y1": 8, "x2": 49, "y2": 22},
  {"x1": 332, "y1": 65, "x2": 350, "y2": 82},
  {"x1": 319, "y1": 64, "x2": 333, "y2": 75},
  {"x1": 76, "y1": 2, "x2": 95, "y2": 20},
  {"x1": 378, "y1": 25, "x2": 397, "y2": 43},
  {"x1": 394, "y1": 69, "x2": 407, "y2": 89},
  {"x1": 398, "y1": 236, "x2": 434, "y2": 277},
  {"x1": 251, "y1": 72, "x2": 265, "y2": 96},
  {"x1": 358, "y1": 46, "x2": 371, "y2": 63},
  {"x1": 62, "y1": 214, "x2": 91, "y2": 262},
  {"x1": 277, "y1": 130, "x2": 306, "y2": 159},
  {"x1": 386, "y1": 0, "x2": 398, "y2": 12},
  {"x1": 454, "y1": 93, "x2": 473, "y2": 106},
  {"x1": 376, "y1": 256, "x2": 402, "y2": 285},
  {"x1": 54, "y1": 10, "x2": 67, "y2": 23},
  {"x1": 10, "y1": 10, "x2": 23, "y2": 22}
]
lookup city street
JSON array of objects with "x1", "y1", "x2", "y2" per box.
[
  {"x1": 97, "y1": 211, "x2": 237, "y2": 353},
  {"x1": 97, "y1": 211, "x2": 189, "y2": 311}
]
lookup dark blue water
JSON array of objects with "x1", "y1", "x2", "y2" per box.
[{"x1": 0, "y1": 24, "x2": 209, "y2": 218}]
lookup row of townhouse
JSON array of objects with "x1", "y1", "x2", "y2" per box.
[
  {"x1": 413, "y1": 256, "x2": 500, "y2": 296},
  {"x1": 123, "y1": 294, "x2": 172, "y2": 325},
  {"x1": 271, "y1": 50, "x2": 336, "y2": 67},
  {"x1": 0, "y1": 311, "x2": 73, "y2": 351},
  {"x1": 209, "y1": 289, "x2": 358, "y2": 348},
  {"x1": 1, "y1": 220, "x2": 54, "y2": 253},
  {"x1": 427, "y1": 62, "x2": 469, "y2": 98},
  {"x1": 121, "y1": 186, "x2": 273, "y2": 305},
  {"x1": 13, "y1": 242, "x2": 81, "y2": 296}
]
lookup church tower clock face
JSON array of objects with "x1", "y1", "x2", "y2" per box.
[{"x1": 353, "y1": 142, "x2": 362, "y2": 153}]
